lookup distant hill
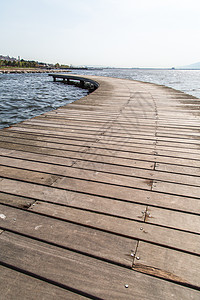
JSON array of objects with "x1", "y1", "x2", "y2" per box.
[{"x1": 179, "y1": 62, "x2": 200, "y2": 69}]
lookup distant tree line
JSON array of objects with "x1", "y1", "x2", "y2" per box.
[
  {"x1": 0, "y1": 59, "x2": 39, "y2": 68},
  {"x1": 0, "y1": 59, "x2": 69, "y2": 69}
]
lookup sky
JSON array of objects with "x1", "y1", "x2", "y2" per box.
[{"x1": 1, "y1": 0, "x2": 200, "y2": 68}]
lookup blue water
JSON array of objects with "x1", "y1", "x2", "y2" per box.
[
  {"x1": 0, "y1": 69, "x2": 200, "y2": 129},
  {"x1": 0, "y1": 72, "x2": 88, "y2": 128}
]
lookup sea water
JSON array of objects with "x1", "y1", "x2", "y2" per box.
[{"x1": 0, "y1": 72, "x2": 88, "y2": 129}]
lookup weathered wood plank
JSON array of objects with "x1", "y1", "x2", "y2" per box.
[
  {"x1": 0, "y1": 152, "x2": 195, "y2": 187},
  {"x1": 28, "y1": 201, "x2": 200, "y2": 254},
  {"x1": 22, "y1": 119, "x2": 158, "y2": 137},
  {"x1": 4, "y1": 127, "x2": 99, "y2": 142},
  {"x1": 0, "y1": 232, "x2": 199, "y2": 300},
  {"x1": 133, "y1": 242, "x2": 200, "y2": 288},
  {"x1": 0, "y1": 192, "x2": 34, "y2": 209},
  {"x1": 0, "y1": 181, "x2": 146, "y2": 221},
  {"x1": 0, "y1": 148, "x2": 74, "y2": 167},
  {"x1": 0, "y1": 157, "x2": 153, "y2": 190},
  {"x1": 4, "y1": 126, "x2": 200, "y2": 149},
  {"x1": 157, "y1": 140, "x2": 200, "y2": 150},
  {"x1": 0, "y1": 128, "x2": 156, "y2": 142},
  {"x1": 156, "y1": 131, "x2": 200, "y2": 140},
  {"x1": 32, "y1": 118, "x2": 200, "y2": 134},
  {"x1": 1, "y1": 178, "x2": 200, "y2": 214},
  {"x1": 0, "y1": 265, "x2": 86, "y2": 300},
  {"x1": 145, "y1": 206, "x2": 200, "y2": 234},
  {"x1": 152, "y1": 180, "x2": 200, "y2": 198},
  {"x1": 1, "y1": 135, "x2": 200, "y2": 167},
  {"x1": 0, "y1": 165, "x2": 154, "y2": 197},
  {"x1": 0, "y1": 142, "x2": 154, "y2": 169},
  {"x1": 2, "y1": 127, "x2": 200, "y2": 154},
  {"x1": 155, "y1": 162, "x2": 200, "y2": 176},
  {"x1": 1, "y1": 131, "x2": 200, "y2": 158},
  {"x1": 0, "y1": 135, "x2": 91, "y2": 153},
  {"x1": 0, "y1": 204, "x2": 137, "y2": 267},
  {"x1": 73, "y1": 159, "x2": 200, "y2": 186}
]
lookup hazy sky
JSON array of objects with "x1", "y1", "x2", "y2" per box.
[{"x1": 1, "y1": 0, "x2": 200, "y2": 68}]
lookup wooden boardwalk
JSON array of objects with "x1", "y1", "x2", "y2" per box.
[{"x1": 0, "y1": 74, "x2": 200, "y2": 299}]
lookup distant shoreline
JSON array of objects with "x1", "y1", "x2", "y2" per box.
[
  {"x1": 1, "y1": 67, "x2": 200, "y2": 74},
  {"x1": 0, "y1": 68, "x2": 71, "y2": 74}
]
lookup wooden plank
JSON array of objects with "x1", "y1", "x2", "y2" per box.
[
  {"x1": 9, "y1": 122, "x2": 108, "y2": 136},
  {"x1": 0, "y1": 157, "x2": 152, "y2": 190},
  {"x1": 0, "y1": 121, "x2": 158, "y2": 135},
  {"x1": 145, "y1": 206, "x2": 200, "y2": 234},
  {"x1": 157, "y1": 128, "x2": 200, "y2": 136},
  {"x1": 0, "y1": 135, "x2": 90, "y2": 153},
  {"x1": 96, "y1": 141, "x2": 200, "y2": 156},
  {"x1": 73, "y1": 160, "x2": 200, "y2": 186},
  {"x1": 157, "y1": 131, "x2": 200, "y2": 140},
  {"x1": 0, "y1": 157, "x2": 153, "y2": 189},
  {"x1": 155, "y1": 162, "x2": 200, "y2": 176},
  {"x1": 0, "y1": 146, "x2": 153, "y2": 170},
  {"x1": 152, "y1": 180, "x2": 200, "y2": 198},
  {"x1": 9, "y1": 119, "x2": 199, "y2": 138},
  {"x1": 0, "y1": 130, "x2": 100, "y2": 146},
  {"x1": 0, "y1": 148, "x2": 74, "y2": 167},
  {"x1": 25, "y1": 116, "x2": 157, "y2": 128},
  {"x1": 7, "y1": 127, "x2": 161, "y2": 147},
  {"x1": 78, "y1": 146, "x2": 200, "y2": 168},
  {"x1": 96, "y1": 137, "x2": 200, "y2": 151},
  {"x1": 101, "y1": 133, "x2": 200, "y2": 148},
  {"x1": 43, "y1": 114, "x2": 198, "y2": 128},
  {"x1": 0, "y1": 133, "x2": 160, "y2": 154},
  {"x1": 133, "y1": 242, "x2": 200, "y2": 288},
  {"x1": 0, "y1": 192, "x2": 34, "y2": 209},
  {"x1": 157, "y1": 140, "x2": 200, "y2": 150},
  {"x1": 0, "y1": 179, "x2": 146, "y2": 221},
  {"x1": 0, "y1": 135, "x2": 157, "y2": 152},
  {"x1": 0, "y1": 204, "x2": 137, "y2": 267},
  {"x1": 155, "y1": 149, "x2": 200, "y2": 160},
  {"x1": 1, "y1": 134, "x2": 200, "y2": 162},
  {"x1": 4, "y1": 123, "x2": 153, "y2": 136},
  {"x1": 0, "y1": 265, "x2": 86, "y2": 300},
  {"x1": 0, "y1": 142, "x2": 154, "y2": 169},
  {"x1": 1, "y1": 178, "x2": 200, "y2": 214},
  {"x1": 22, "y1": 119, "x2": 157, "y2": 137},
  {"x1": 38, "y1": 115, "x2": 158, "y2": 126},
  {"x1": 0, "y1": 232, "x2": 199, "y2": 300},
  {"x1": 0, "y1": 165, "x2": 153, "y2": 195},
  {"x1": 7, "y1": 127, "x2": 99, "y2": 142},
  {"x1": 28, "y1": 201, "x2": 200, "y2": 254}
]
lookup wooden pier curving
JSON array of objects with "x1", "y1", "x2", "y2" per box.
[
  {"x1": 0, "y1": 74, "x2": 200, "y2": 299},
  {"x1": 49, "y1": 73, "x2": 99, "y2": 90}
]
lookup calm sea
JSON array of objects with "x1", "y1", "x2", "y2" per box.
[{"x1": 0, "y1": 69, "x2": 200, "y2": 129}]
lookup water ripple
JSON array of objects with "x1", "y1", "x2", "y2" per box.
[{"x1": 0, "y1": 73, "x2": 88, "y2": 129}]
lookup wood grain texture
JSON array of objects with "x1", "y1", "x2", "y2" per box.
[
  {"x1": 0, "y1": 265, "x2": 86, "y2": 300},
  {"x1": 29, "y1": 201, "x2": 200, "y2": 254},
  {"x1": 1, "y1": 232, "x2": 199, "y2": 300},
  {"x1": 0, "y1": 74, "x2": 200, "y2": 298},
  {"x1": 133, "y1": 242, "x2": 200, "y2": 287},
  {"x1": 0, "y1": 204, "x2": 137, "y2": 267}
]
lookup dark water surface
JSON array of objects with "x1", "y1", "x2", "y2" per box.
[
  {"x1": 0, "y1": 73, "x2": 88, "y2": 129},
  {"x1": 0, "y1": 69, "x2": 200, "y2": 129}
]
